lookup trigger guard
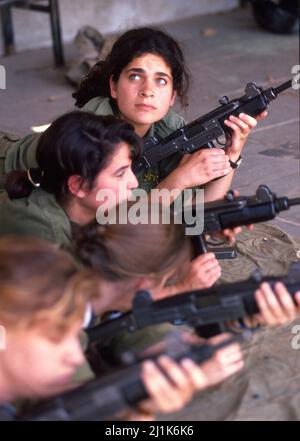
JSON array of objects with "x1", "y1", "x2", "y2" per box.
[
  {"x1": 225, "y1": 132, "x2": 233, "y2": 148},
  {"x1": 216, "y1": 136, "x2": 227, "y2": 147}
]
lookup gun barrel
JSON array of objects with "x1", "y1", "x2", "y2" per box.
[
  {"x1": 288, "y1": 197, "x2": 300, "y2": 207},
  {"x1": 274, "y1": 79, "x2": 293, "y2": 95}
]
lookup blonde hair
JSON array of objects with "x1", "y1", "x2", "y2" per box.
[
  {"x1": 75, "y1": 201, "x2": 192, "y2": 285},
  {"x1": 0, "y1": 236, "x2": 98, "y2": 335}
]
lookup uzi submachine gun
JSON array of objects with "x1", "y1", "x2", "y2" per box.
[
  {"x1": 133, "y1": 78, "x2": 297, "y2": 173},
  {"x1": 189, "y1": 185, "x2": 300, "y2": 258},
  {"x1": 86, "y1": 261, "x2": 300, "y2": 347}
]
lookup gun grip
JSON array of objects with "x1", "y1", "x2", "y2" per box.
[{"x1": 191, "y1": 235, "x2": 208, "y2": 257}]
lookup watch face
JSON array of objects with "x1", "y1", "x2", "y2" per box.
[
  {"x1": 236, "y1": 158, "x2": 242, "y2": 168},
  {"x1": 230, "y1": 157, "x2": 242, "y2": 169}
]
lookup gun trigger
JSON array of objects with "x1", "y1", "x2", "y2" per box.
[
  {"x1": 226, "y1": 190, "x2": 235, "y2": 202},
  {"x1": 216, "y1": 136, "x2": 227, "y2": 147},
  {"x1": 207, "y1": 141, "x2": 216, "y2": 149}
]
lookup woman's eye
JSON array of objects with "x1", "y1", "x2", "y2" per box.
[
  {"x1": 129, "y1": 73, "x2": 141, "y2": 81},
  {"x1": 156, "y1": 77, "x2": 167, "y2": 85},
  {"x1": 116, "y1": 171, "x2": 125, "y2": 178}
]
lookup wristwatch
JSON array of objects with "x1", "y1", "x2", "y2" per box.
[{"x1": 229, "y1": 155, "x2": 242, "y2": 170}]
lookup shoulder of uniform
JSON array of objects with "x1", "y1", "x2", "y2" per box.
[
  {"x1": 156, "y1": 109, "x2": 186, "y2": 133},
  {"x1": 81, "y1": 97, "x2": 113, "y2": 116}
]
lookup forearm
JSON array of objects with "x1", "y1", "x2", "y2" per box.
[
  {"x1": 204, "y1": 168, "x2": 235, "y2": 202},
  {"x1": 153, "y1": 169, "x2": 186, "y2": 204},
  {"x1": 155, "y1": 167, "x2": 234, "y2": 204},
  {"x1": 155, "y1": 148, "x2": 240, "y2": 203},
  {"x1": 156, "y1": 168, "x2": 186, "y2": 193}
]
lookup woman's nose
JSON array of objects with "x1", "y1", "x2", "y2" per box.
[
  {"x1": 139, "y1": 80, "x2": 154, "y2": 98},
  {"x1": 139, "y1": 89, "x2": 154, "y2": 98},
  {"x1": 65, "y1": 341, "x2": 85, "y2": 367},
  {"x1": 128, "y1": 170, "x2": 139, "y2": 189}
]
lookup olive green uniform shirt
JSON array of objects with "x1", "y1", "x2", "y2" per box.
[{"x1": 0, "y1": 188, "x2": 72, "y2": 249}]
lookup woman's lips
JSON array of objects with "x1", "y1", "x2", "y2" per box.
[
  {"x1": 135, "y1": 104, "x2": 156, "y2": 111},
  {"x1": 55, "y1": 372, "x2": 74, "y2": 386}
]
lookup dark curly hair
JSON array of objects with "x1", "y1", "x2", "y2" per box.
[
  {"x1": 5, "y1": 111, "x2": 141, "y2": 201},
  {"x1": 73, "y1": 27, "x2": 191, "y2": 109}
]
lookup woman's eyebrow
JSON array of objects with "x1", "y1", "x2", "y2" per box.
[
  {"x1": 155, "y1": 72, "x2": 172, "y2": 79},
  {"x1": 126, "y1": 67, "x2": 172, "y2": 79},
  {"x1": 114, "y1": 165, "x2": 129, "y2": 174}
]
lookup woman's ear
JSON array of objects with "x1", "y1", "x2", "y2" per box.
[
  {"x1": 134, "y1": 276, "x2": 157, "y2": 291},
  {"x1": 67, "y1": 175, "x2": 86, "y2": 198},
  {"x1": 170, "y1": 90, "x2": 177, "y2": 107},
  {"x1": 109, "y1": 75, "x2": 118, "y2": 99}
]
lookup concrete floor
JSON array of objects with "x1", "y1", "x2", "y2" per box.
[{"x1": 0, "y1": 7, "x2": 299, "y2": 237}]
